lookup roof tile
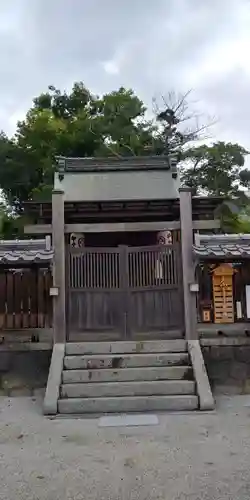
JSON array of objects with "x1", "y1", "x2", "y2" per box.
[{"x1": 193, "y1": 244, "x2": 250, "y2": 259}]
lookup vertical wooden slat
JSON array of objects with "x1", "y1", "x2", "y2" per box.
[
  {"x1": 175, "y1": 246, "x2": 178, "y2": 284},
  {"x1": 98, "y1": 252, "x2": 102, "y2": 288},
  {"x1": 166, "y1": 248, "x2": 169, "y2": 284},
  {"x1": 88, "y1": 253, "x2": 92, "y2": 288},
  {"x1": 46, "y1": 269, "x2": 53, "y2": 327},
  {"x1": 170, "y1": 247, "x2": 174, "y2": 285},
  {"x1": 116, "y1": 251, "x2": 119, "y2": 289},
  {"x1": 110, "y1": 250, "x2": 113, "y2": 289},
  {"x1": 21, "y1": 271, "x2": 29, "y2": 328},
  {"x1": 43, "y1": 270, "x2": 49, "y2": 328},
  {"x1": 6, "y1": 272, "x2": 14, "y2": 329},
  {"x1": 81, "y1": 253, "x2": 85, "y2": 288},
  {"x1": 37, "y1": 269, "x2": 45, "y2": 328},
  {"x1": 140, "y1": 251, "x2": 144, "y2": 287},
  {"x1": 70, "y1": 255, "x2": 73, "y2": 287},
  {"x1": 0, "y1": 272, "x2": 6, "y2": 329},
  {"x1": 168, "y1": 248, "x2": 172, "y2": 284},
  {"x1": 144, "y1": 250, "x2": 149, "y2": 287},
  {"x1": 14, "y1": 271, "x2": 22, "y2": 329},
  {"x1": 75, "y1": 255, "x2": 78, "y2": 288},
  {"x1": 115, "y1": 251, "x2": 119, "y2": 289},
  {"x1": 137, "y1": 251, "x2": 142, "y2": 288},
  {"x1": 85, "y1": 253, "x2": 89, "y2": 288},
  {"x1": 89, "y1": 252, "x2": 92, "y2": 288},
  {"x1": 80, "y1": 253, "x2": 84, "y2": 288},
  {"x1": 29, "y1": 270, "x2": 38, "y2": 328},
  {"x1": 72, "y1": 254, "x2": 75, "y2": 287},
  {"x1": 102, "y1": 252, "x2": 105, "y2": 288},
  {"x1": 173, "y1": 247, "x2": 176, "y2": 284},
  {"x1": 75, "y1": 254, "x2": 79, "y2": 287},
  {"x1": 77, "y1": 255, "x2": 80, "y2": 288},
  {"x1": 171, "y1": 248, "x2": 174, "y2": 284},
  {"x1": 150, "y1": 249, "x2": 154, "y2": 287},
  {"x1": 93, "y1": 252, "x2": 97, "y2": 288},
  {"x1": 128, "y1": 251, "x2": 132, "y2": 288},
  {"x1": 105, "y1": 252, "x2": 109, "y2": 288},
  {"x1": 109, "y1": 253, "x2": 112, "y2": 288},
  {"x1": 73, "y1": 255, "x2": 76, "y2": 288}
]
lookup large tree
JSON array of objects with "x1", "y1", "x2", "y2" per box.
[
  {"x1": 2, "y1": 83, "x2": 158, "y2": 208},
  {"x1": 181, "y1": 142, "x2": 250, "y2": 196},
  {"x1": 0, "y1": 83, "x2": 216, "y2": 210},
  {"x1": 0, "y1": 82, "x2": 249, "y2": 224}
]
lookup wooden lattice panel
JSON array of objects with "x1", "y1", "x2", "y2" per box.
[{"x1": 212, "y1": 264, "x2": 234, "y2": 324}]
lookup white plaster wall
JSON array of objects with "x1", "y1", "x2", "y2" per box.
[{"x1": 54, "y1": 170, "x2": 180, "y2": 201}]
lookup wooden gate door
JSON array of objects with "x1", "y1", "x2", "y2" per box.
[
  {"x1": 126, "y1": 244, "x2": 184, "y2": 336},
  {"x1": 67, "y1": 244, "x2": 184, "y2": 339},
  {"x1": 67, "y1": 247, "x2": 123, "y2": 338}
]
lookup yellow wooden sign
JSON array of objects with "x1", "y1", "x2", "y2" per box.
[{"x1": 212, "y1": 264, "x2": 235, "y2": 324}]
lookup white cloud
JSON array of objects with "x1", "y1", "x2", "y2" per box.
[
  {"x1": 0, "y1": 0, "x2": 250, "y2": 154},
  {"x1": 102, "y1": 60, "x2": 120, "y2": 75}
]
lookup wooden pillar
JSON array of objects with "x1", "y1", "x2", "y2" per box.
[
  {"x1": 179, "y1": 187, "x2": 198, "y2": 340},
  {"x1": 52, "y1": 189, "x2": 66, "y2": 343}
]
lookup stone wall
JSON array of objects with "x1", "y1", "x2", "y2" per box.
[
  {"x1": 202, "y1": 345, "x2": 250, "y2": 395},
  {"x1": 0, "y1": 351, "x2": 51, "y2": 397},
  {"x1": 1, "y1": 345, "x2": 250, "y2": 399}
]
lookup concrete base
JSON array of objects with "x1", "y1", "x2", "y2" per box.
[
  {"x1": 59, "y1": 340, "x2": 198, "y2": 415},
  {"x1": 0, "y1": 350, "x2": 51, "y2": 396},
  {"x1": 188, "y1": 340, "x2": 214, "y2": 411},
  {"x1": 61, "y1": 380, "x2": 195, "y2": 398},
  {"x1": 64, "y1": 352, "x2": 189, "y2": 370},
  {"x1": 198, "y1": 322, "x2": 250, "y2": 338},
  {"x1": 65, "y1": 340, "x2": 186, "y2": 355},
  {"x1": 44, "y1": 343, "x2": 65, "y2": 415},
  {"x1": 98, "y1": 414, "x2": 159, "y2": 427},
  {"x1": 62, "y1": 365, "x2": 192, "y2": 383},
  {"x1": 58, "y1": 395, "x2": 199, "y2": 414},
  {"x1": 203, "y1": 343, "x2": 250, "y2": 395}
]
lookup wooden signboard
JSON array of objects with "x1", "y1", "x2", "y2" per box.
[
  {"x1": 212, "y1": 264, "x2": 235, "y2": 324},
  {"x1": 202, "y1": 309, "x2": 211, "y2": 322}
]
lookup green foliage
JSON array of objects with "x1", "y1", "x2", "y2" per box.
[
  {"x1": 0, "y1": 82, "x2": 249, "y2": 239},
  {"x1": 181, "y1": 142, "x2": 249, "y2": 196},
  {"x1": 0, "y1": 83, "x2": 159, "y2": 210},
  {"x1": 0, "y1": 203, "x2": 26, "y2": 239}
]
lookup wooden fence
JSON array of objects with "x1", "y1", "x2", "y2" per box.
[
  {"x1": 68, "y1": 244, "x2": 184, "y2": 337},
  {"x1": 0, "y1": 268, "x2": 53, "y2": 330}
]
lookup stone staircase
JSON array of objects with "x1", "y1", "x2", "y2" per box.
[{"x1": 55, "y1": 340, "x2": 201, "y2": 414}]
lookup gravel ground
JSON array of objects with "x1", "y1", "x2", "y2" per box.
[{"x1": 1, "y1": 396, "x2": 250, "y2": 499}]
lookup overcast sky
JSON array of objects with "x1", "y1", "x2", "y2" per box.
[{"x1": 1, "y1": 0, "x2": 250, "y2": 150}]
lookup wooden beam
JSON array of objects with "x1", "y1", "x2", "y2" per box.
[
  {"x1": 66, "y1": 222, "x2": 182, "y2": 233},
  {"x1": 179, "y1": 188, "x2": 198, "y2": 340},
  {"x1": 24, "y1": 224, "x2": 52, "y2": 234},
  {"x1": 24, "y1": 219, "x2": 221, "y2": 235},
  {"x1": 52, "y1": 190, "x2": 66, "y2": 343},
  {"x1": 193, "y1": 220, "x2": 220, "y2": 230}
]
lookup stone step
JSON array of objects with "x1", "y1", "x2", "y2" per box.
[
  {"x1": 61, "y1": 380, "x2": 196, "y2": 398},
  {"x1": 58, "y1": 395, "x2": 199, "y2": 414},
  {"x1": 64, "y1": 352, "x2": 189, "y2": 370},
  {"x1": 65, "y1": 340, "x2": 187, "y2": 356},
  {"x1": 62, "y1": 365, "x2": 193, "y2": 384},
  {"x1": 68, "y1": 329, "x2": 184, "y2": 342}
]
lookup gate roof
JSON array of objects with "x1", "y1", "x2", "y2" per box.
[
  {"x1": 0, "y1": 238, "x2": 53, "y2": 265},
  {"x1": 54, "y1": 156, "x2": 180, "y2": 202},
  {"x1": 193, "y1": 234, "x2": 250, "y2": 259}
]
